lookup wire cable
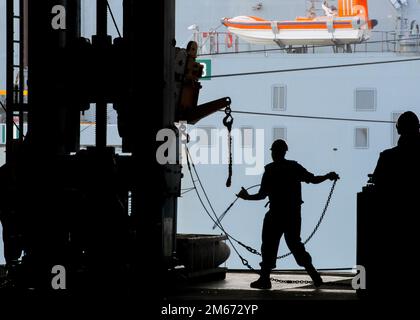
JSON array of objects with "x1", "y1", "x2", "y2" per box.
[
  {"x1": 212, "y1": 184, "x2": 260, "y2": 229},
  {"x1": 184, "y1": 147, "x2": 249, "y2": 266},
  {"x1": 181, "y1": 187, "x2": 196, "y2": 196},
  {"x1": 106, "y1": 0, "x2": 122, "y2": 38},
  {"x1": 80, "y1": 123, "x2": 94, "y2": 133},
  {"x1": 204, "y1": 57, "x2": 420, "y2": 79},
  {"x1": 185, "y1": 147, "x2": 235, "y2": 239},
  {"x1": 220, "y1": 109, "x2": 396, "y2": 124}
]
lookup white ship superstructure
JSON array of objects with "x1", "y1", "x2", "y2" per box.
[{"x1": 175, "y1": 0, "x2": 420, "y2": 270}]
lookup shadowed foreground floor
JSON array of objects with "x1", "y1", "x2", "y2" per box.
[{"x1": 164, "y1": 270, "x2": 357, "y2": 301}]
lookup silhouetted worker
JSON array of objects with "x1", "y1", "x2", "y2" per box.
[
  {"x1": 372, "y1": 111, "x2": 420, "y2": 193},
  {"x1": 237, "y1": 139, "x2": 339, "y2": 289},
  {"x1": 366, "y1": 111, "x2": 420, "y2": 295}
]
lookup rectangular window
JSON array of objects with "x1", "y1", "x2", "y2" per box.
[
  {"x1": 273, "y1": 127, "x2": 287, "y2": 141},
  {"x1": 272, "y1": 85, "x2": 287, "y2": 111},
  {"x1": 392, "y1": 112, "x2": 403, "y2": 146},
  {"x1": 0, "y1": 124, "x2": 5, "y2": 145},
  {"x1": 355, "y1": 88, "x2": 376, "y2": 111},
  {"x1": 355, "y1": 127, "x2": 369, "y2": 149},
  {"x1": 241, "y1": 127, "x2": 254, "y2": 148}
]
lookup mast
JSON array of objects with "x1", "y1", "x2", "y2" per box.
[{"x1": 306, "y1": 0, "x2": 317, "y2": 18}]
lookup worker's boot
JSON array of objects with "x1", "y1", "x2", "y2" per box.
[
  {"x1": 306, "y1": 264, "x2": 323, "y2": 288},
  {"x1": 250, "y1": 269, "x2": 272, "y2": 289}
]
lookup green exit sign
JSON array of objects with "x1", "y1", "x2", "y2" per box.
[{"x1": 197, "y1": 59, "x2": 212, "y2": 80}]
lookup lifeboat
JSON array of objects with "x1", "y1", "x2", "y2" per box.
[{"x1": 222, "y1": 0, "x2": 378, "y2": 46}]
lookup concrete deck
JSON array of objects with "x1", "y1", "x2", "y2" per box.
[{"x1": 165, "y1": 270, "x2": 357, "y2": 301}]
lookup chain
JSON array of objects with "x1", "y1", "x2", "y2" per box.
[
  {"x1": 178, "y1": 122, "x2": 190, "y2": 144},
  {"x1": 303, "y1": 179, "x2": 337, "y2": 245},
  {"x1": 273, "y1": 277, "x2": 353, "y2": 287},
  {"x1": 237, "y1": 180, "x2": 346, "y2": 286},
  {"x1": 239, "y1": 251, "x2": 352, "y2": 286},
  {"x1": 239, "y1": 253, "x2": 313, "y2": 284},
  {"x1": 236, "y1": 180, "x2": 337, "y2": 260},
  {"x1": 185, "y1": 146, "x2": 347, "y2": 287},
  {"x1": 238, "y1": 241, "x2": 261, "y2": 256},
  {"x1": 276, "y1": 179, "x2": 337, "y2": 259},
  {"x1": 237, "y1": 251, "x2": 353, "y2": 286},
  {"x1": 271, "y1": 278, "x2": 313, "y2": 284},
  {"x1": 223, "y1": 102, "x2": 234, "y2": 187}
]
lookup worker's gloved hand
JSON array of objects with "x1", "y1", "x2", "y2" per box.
[
  {"x1": 327, "y1": 172, "x2": 340, "y2": 181},
  {"x1": 236, "y1": 187, "x2": 250, "y2": 200}
]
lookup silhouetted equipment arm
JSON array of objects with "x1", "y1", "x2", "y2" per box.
[
  {"x1": 175, "y1": 41, "x2": 231, "y2": 124},
  {"x1": 181, "y1": 97, "x2": 232, "y2": 125}
]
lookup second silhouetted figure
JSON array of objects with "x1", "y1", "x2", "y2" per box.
[{"x1": 237, "y1": 139, "x2": 339, "y2": 289}]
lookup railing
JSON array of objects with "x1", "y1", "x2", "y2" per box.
[
  {"x1": 0, "y1": 123, "x2": 122, "y2": 147},
  {"x1": 194, "y1": 31, "x2": 241, "y2": 55},
  {"x1": 194, "y1": 30, "x2": 420, "y2": 56}
]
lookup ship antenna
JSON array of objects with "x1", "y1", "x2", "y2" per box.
[{"x1": 307, "y1": 0, "x2": 318, "y2": 18}]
